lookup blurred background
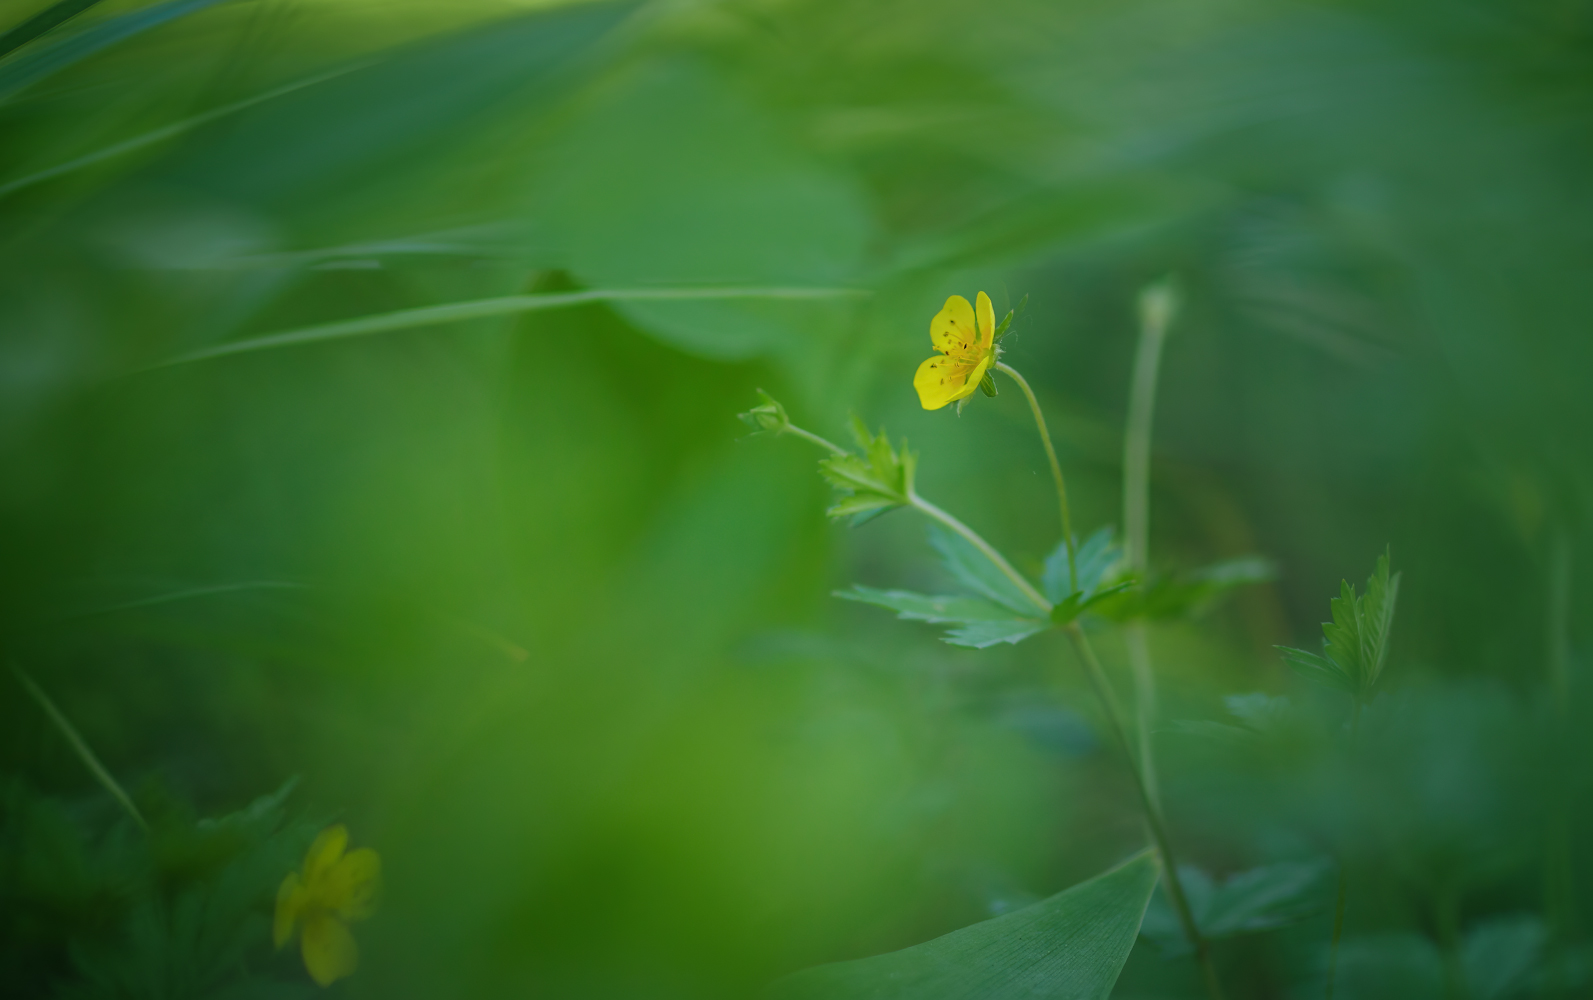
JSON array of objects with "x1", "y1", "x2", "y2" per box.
[{"x1": 2, "y1": 0, "x2": 1590, "y2": 997}]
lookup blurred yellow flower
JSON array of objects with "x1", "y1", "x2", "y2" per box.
[
  {"x1": 913, "y1": 291, "x2": 997, "y2": 410},
  {"x1": 274, "y1": 824, "x2": 381, "y2": 987}
]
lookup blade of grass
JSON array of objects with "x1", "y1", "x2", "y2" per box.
[
  {"x1": 0, "y1": 0, "x2": 106, "y2": 60},
  {"x1": 139, "y1": 286, "x2": 872, "y2": 370},
  {"x1": 0, "y1": 62, "x2": 365, "y2": 200},
  {"x1": 0, "y1": 0, "x2": 234, "y2": 102},
  {"x1": 11, "y1": 664, "x2": 147, "y2": 831}
]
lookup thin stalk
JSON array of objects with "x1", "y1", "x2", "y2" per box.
[
  {"x1": 994, "y1": 361, "x2": 1077, "y2": 593},
  {"x1": 781, "y1": 423, "x2": 848, "y2": 457},
  {"x1": 1122, "y1": 290, "x2": 1173, "y2": 808},
  {"x1": 1066, "y1": 624, "x2": 1225, "y2": 1000},
  {"x1": 12, "y1": 664, "x2": 147, "y2": 831}
]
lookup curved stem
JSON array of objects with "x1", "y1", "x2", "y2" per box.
[
  {"x1": 1065, "y1": 625, "x2": 1224, "y2": 1000},
  {"x1": 12, "y1": 664, "x2": 147, "y2": 832},
  {"x1": 995, "y1": 362, "x2": 1077, "y2": 593},
  {"x1": 782, "y1": 423, "x2": 847, "y2": 456},
  {"x1": 909, "y1": 491, "x2": 1052, "y2": 613}
]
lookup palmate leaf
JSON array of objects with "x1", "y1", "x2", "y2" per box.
[
  {"x1": 768, "y1": 850, "x2": 1158, "y2": 1000},
  {"x1": 929, "y1": 526, "x2": 1046, "y2": 617},
  {"x1": 836, "y1": 587, "x2": 1048, "y2": 648},
  {"x1": 1041, "y1": 527, "x2": 1122, "y2": 605}
]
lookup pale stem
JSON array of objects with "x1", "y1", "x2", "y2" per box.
[
  {"x1": 994, "y1": 362, "x2": 1077, "y2": 593},
  {"x1": 780, "y1": 423, "x2": 848, "y2": 456},
  {"x1": 1123, "y1": 297, "x2": 1172, "y2": 808},
  {"x1": 12, "y1": 664, "x2": 148, "y2": 832},
  {"x1": 1065, "y1": 624, "x2": 1225, "y2": 1000}
]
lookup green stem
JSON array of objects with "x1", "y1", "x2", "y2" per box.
[
  {"x1": 780, "y1": 423, "x2": 848, "y2": 456},
  {"x1": 909, "y1": 491, "x2": 1053, "y2": 613},
  {"x1": 11, "y1": 664, "x2": 147, "y2": 832},
  {"x1": 994, "y1": 361, "x2": 1077, "y2": 593},
  {"x1": 1545, "y1": 528, "x2": 1574, "y2": 996},
  {"x1": 1120, "y1": 290, "x2": 1173, "y2": 809},
  {"x1": 1066, "y1": 624, "x2": 1225, "y2": 1000}
]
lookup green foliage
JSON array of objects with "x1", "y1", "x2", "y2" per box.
[
  {"x1": 1094, "y1": 557, "x2": 1275, "y2": 622},
  {"x1": 0, "y1": 0, "x2": 230, "y2": 101},
  {"x1": 1278, "y1": 550, "x2": 1401, "y2": 703},
  {"x1": 1139, "y1": 859, "x2": 1333, "y2": 956},
  {"x1": 928, "y1": 526, "x2": 1047, "y2": 618},
  {"x1": 768, "y1": 851, "x2": 1157, "y2": 1000},
  {"x1": 1, "y1": 777, "x2": 318, "y2": 999},
  {"x1": 836, "y1": 586, "x2": 1048, "y2": 649},
  {"x1": 1039, "y1": 528, "x2": 1136, "y2": 624},
  {"x1": 819, "y1": 418, "x2": 918, "y2": 526}
]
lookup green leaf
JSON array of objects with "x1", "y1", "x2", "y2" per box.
[
  {"x1": 836, "y1": 587, "x2": 1017, "y2": 624},
  {"x1": 1277, "y1": 645, "x2": 1356, "y2": 694},
  {"x1": 1099, "y1": 556, "x2": 1274, "y2": 621},
  {"x1": 0, "y1": 0, "x2": 106, "y2": 62},
  {"x1": 1041, "y1": 527, "x2": 1121, "y2": 605},
  {"x1": 979, "y1": 371, "x2": 998, "y2": 397},
  {"x1": 1360, "y1": 549, "x2": 1401, "y2": 691},
  {"x1": 768, "y1": 850, "x2": 1158, "y2": 1000},
  {"x1": 1050, "y1": 580, "x2": 1135, "y2": 626},
  {"x1": 817, "y1": 420, "x2": 915, "y2": 525},
  {"x1": 929, "y1": 526, "x2": 1046, "y2": 617},
  {"x1": 1293, "y1": 549, "x2": 1401, "y2": 702},
  {"x1": 836, "y1": 587, "x2": 1049, "y2": 648},
  {"x1": 0, "y1": 0, "x2": 230, "y2": 103},
  {"x1": 943, "y1": 618, "x2": 1051, "y2": 648},
  {"x1": 1140, "y1": 859, "x2": 1333, "y2": 956}
]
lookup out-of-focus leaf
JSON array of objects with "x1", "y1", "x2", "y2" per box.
[
  {"x1": 1278, "y1": 645, "x2": 1356, "y2": 694},
  {"x1": 1140, "y1": 859, "x2": 1333, "y2": 956},
  {"x1": 1041, "y1": 527, "x2": 1121, "y2": 605},
  {"x1": 1463, "y1": 915, "x2": 1545, "y2": 1000},
  {"x1": 768, "y1": 850, "x2": 1158, "y2": 1000},
  {"x1": 1094, "y1": 556, "x2": 1274, "y2": 621},
  {"x1": 0, "y1": 0, "x2": 105, "y2": 61},
  {"x1": 0, "y1": 0, "x2": 230, "y2": 102},
  {"x1": 1049, "y1": 580, "x2": 1135, "y2": 627},
  {"x1": 527, "y1": 57, "x2": 872, "y2": 364},
  {"x1": 931, "y1": 526, "x2": 1046, "y2": 618}
]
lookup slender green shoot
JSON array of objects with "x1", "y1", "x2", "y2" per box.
[
  {"x1": 1121, "y1": 281, "x2": 1177, "y2": 805},
  {"x1": 12, "y1": 664, "x2": 147, "y2": 831},
  {"x1": 993, "y1": 361, "x2": 1076, "y2": 593}
]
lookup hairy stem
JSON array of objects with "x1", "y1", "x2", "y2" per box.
[
  {"x1": 995, "y1": 361, "x2": 1077, "y2": 593},
  {"x1": 1066, "y1": 625, "x2": 1225, "y2": 1000}
]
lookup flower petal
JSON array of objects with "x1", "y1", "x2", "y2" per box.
[
  {"x1": 915, "y1": 354, "x2": 973, "y2": 410},
  {"x1": 274, "y1": 871, "x2": 303, "y2": 948},
  {"x1": 301, "y1": 913, "x2": 359, "y2": 987},
  {"x1": 328, "y1": 847, "x2": 382, "y2": 922},
  {"x1": 303, "y1": 825, "x2": 348, "y2": 887},
  {"x1": 930, "y1": 295, "x2": 978, "y2": 354},
  {"x1": 945, "y1": 354, "x2": 993, "y2": 405},
  {"x1": 976, "y1": 291, "x2": 995, "y2": 349}
]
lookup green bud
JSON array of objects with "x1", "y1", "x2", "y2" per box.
[
  {"x1": 979, "y1": 372, "x2": 998, "y2": 397},
  {"x1": 738, "y1": 389, "x2": 790, "y2": 434}
]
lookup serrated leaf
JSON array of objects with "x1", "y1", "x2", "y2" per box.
[
  {"x1": 1041, "y1": 528, "x2": 1121, "y2": 604},
  {"x1": 1105, "y1": 556, "x2": 1274, "y2": 621},
  {"x1": 943, "y1": 618, "x2": 1050, "y2": 648},
  {"x1": 768, "y1": 850, "x2": 1158, "y2": 1000},
  {"x1": 1049, "y1": 579, "x2": 1135, "y2": 626},
  {"x1": 929, "y1": 526, "x2": 1046, "y2": 617},
  {"x1": 1277, "y1": 645, "x2": 1356, "y2": 694},
  {"x1": 1361, "y1": 550, "x2": 1400, "y2": 690}
]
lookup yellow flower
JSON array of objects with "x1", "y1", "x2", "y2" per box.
[
  {"x1": 274, "y1": 825, "x2": 381, "y2": 987},
  {"x1": 914, "y1": 291, "x2": 997, "y2": 410}
]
